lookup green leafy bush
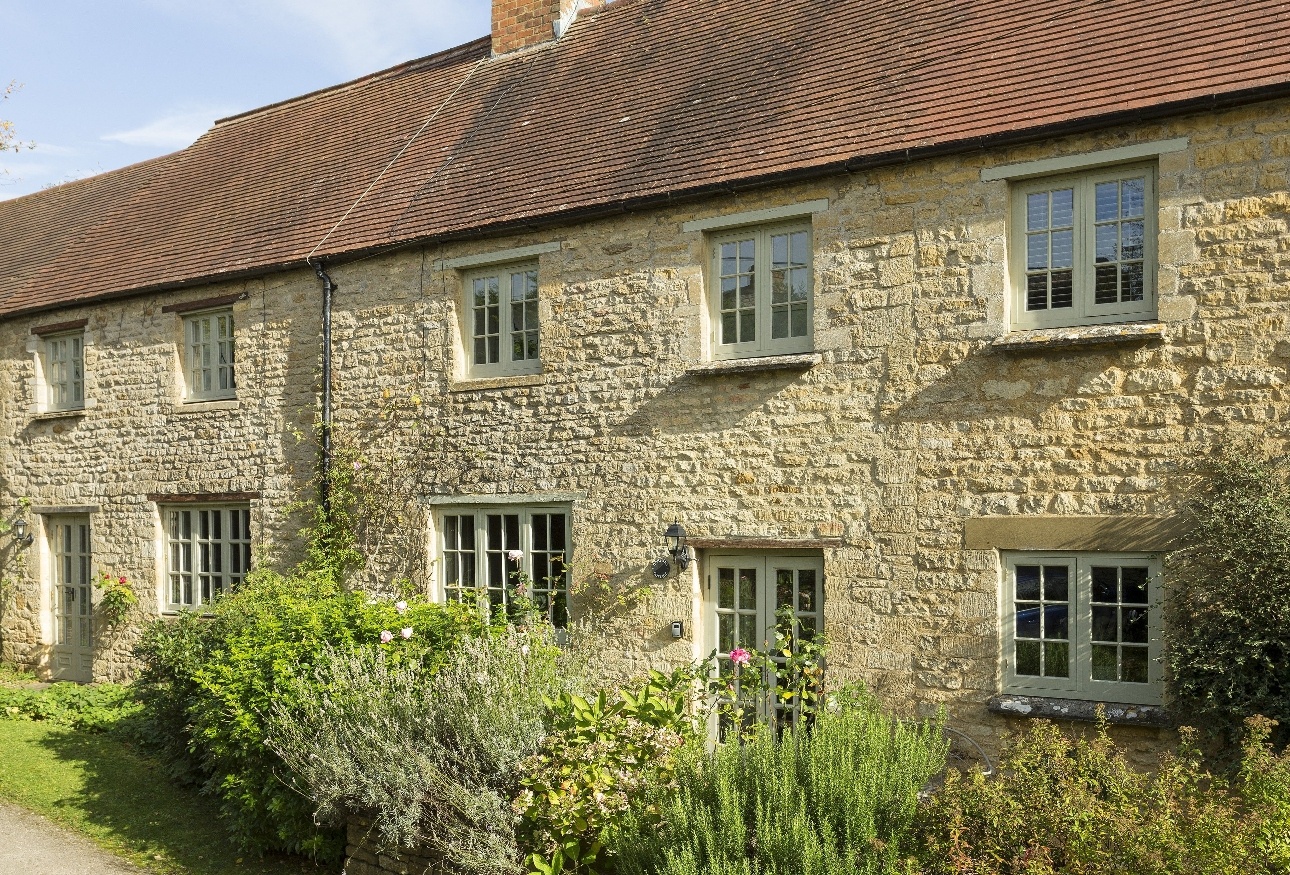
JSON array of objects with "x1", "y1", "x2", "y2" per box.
[
  {"x1": 612, "y1": 690, "x2": 948, "y2": 875},
  {"x1": 0, "y1": 681, "x2": 140, "y2": 731},
  {"x1": 514, "y1": 668, "x2": 697, "y2": 875},
  {"x1": 913, "y1": 716, "x2": 1290, "y2": 875},
  {"x1": 1167, "y1": 453, "x2": 1290, "y2": 739},
  {"x1": 267, "y1": 624, "x2": 579, "y2": 875},
  {"x1": 130, "y1": 567, "x2": 480, "y2": 859}
]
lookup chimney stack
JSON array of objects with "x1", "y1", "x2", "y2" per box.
[{"x1": 492, "y1": 0, "x2": 600, "y2": 55}]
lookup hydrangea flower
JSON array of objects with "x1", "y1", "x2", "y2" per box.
[
  {"x1": 729, "y1": 647, "x2": 751, "y2": 667},
  {"x1": 400, "y1": 627, "x2": 413, "y2": 640},
  {"x1": 379, "y1": 630, "x2": 394, "y2": 644}
]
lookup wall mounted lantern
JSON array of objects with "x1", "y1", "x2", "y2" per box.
[
  {"x1": 651, "y1": 520, "x2": 693, "y2": 579},
  {"x1": 11, "y1": 519, "x2": 32, "y2": 548}
]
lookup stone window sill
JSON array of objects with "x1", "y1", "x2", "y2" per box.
[
  {"x1": 448, "y1": 372, "x2": 546, "y2": 393},
  {"x1": 687, "y1": 352, "x2": 822, "y2": 376},
  {"x1": 992, "y1": 322, "x2": 1164, "y2": 352},
  {"x1": 172, "y1": 399, "x2": 240, "y2": 414},
  {"x1": 28, "y1": 408, "x2": 87, "y2": 423},
  {"x1": 987, "y1": 694, "x2": 1169, "y2": 727}
]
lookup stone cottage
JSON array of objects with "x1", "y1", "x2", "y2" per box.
[{"x1": 2, "y1": 0, "x2": 1290, "y2": 754}]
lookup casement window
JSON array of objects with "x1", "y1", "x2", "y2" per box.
[
  {"x1": 1002, "y1": 552, "x2": 1161, "y2": 705},
  {"x1": 43, "y1": 333, "x2": 84, "y2": 411},
  {"x1": 164, "y1": 505, "x2": 251, "y2": 611},
  {"x1": 183, "y1": 310, "x2": 236, "y2": 400},
  {"x1": 462, "y1": 262, "x2": 541, "y2": 378},
  {"x1": 48, "y1": 515, "x2": 93, "y2": 682},
  {"x1": 709, "y1": 223, "x2": 813, "y2": 359},
  {"x1": 1011, "y1": 164, "x2": 1157, "y2": 330},
  {"x1": 439, "y1": 506, "x2": 568, "y2": 625},
  {"x1": 708, "y1": 553, "x2": 824, "y2": 726}
]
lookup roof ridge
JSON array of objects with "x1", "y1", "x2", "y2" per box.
[{"x1": 213, "y1": 36, "x2": 492, "y2": 128}]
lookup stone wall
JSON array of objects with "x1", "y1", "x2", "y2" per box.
[{"x1": 2, "y1": 95, "x2": 1288, "y2": 755}]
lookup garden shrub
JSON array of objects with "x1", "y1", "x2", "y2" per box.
[
  {"x1": 612, "y1": 689, "x2": 949, "y2": 875},
  {"x1": 514, "y1": 668, "x2": 697, "y2": 875},
  {"x1": 1167, "y1": 452, "x2": 1290, "y2": 740},
  {"x1": 913, "y1": 716, "x2": 1290, "y2": 875},
  {"x1": 267, "y1": 623, "x2": 580, "y2": 875},
  {"x1": 0, "y1": 681, "x2": 140, "y2": 731},
  {"x1": 130, "y1": 566, "x2": 480, "y2": 860}
]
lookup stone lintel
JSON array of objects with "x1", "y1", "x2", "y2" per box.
[
  {"x1": 987, "y1": 694, "x2": 1170, "y2": 727},
  {"x1": 30, "y1": 317, "x2": 89, "y2": 337},
  {"x1": 991, "y1": 321, "x2": 1164, "y2": 352},
  {"x1": 32, "y1": 505, "x2": 101, "y2": 515},
  {"x1": 964, "y1": 515, "x2": 1186, "y2": 552},
  {"x1": 687, "y1": 352, "x2": 822, "y2": 376},
  {"x1": 690, "y1": 536, "x2": 842, "y2": 550},
  {"x1": 423, "y1": 490, "x2": 585, "y2": 506},
  {"x1": 159, "y1": 292, "x2": 246, "y2": 315},
  {"x1": 147, "y1": 491, "x2": 262, "y2": 503}
]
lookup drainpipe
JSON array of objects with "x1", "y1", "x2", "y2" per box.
[{"x1": 310, "y1": 259, "x2": 335, "y2": 517}]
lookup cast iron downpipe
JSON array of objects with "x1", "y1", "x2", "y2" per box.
[{"x1": 310, "y1": 259, "x2": 335, "y2": 517}]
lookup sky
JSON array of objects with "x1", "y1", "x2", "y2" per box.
[{"x1": 0, "y1": 0, "x2": 493, "y2": 200}]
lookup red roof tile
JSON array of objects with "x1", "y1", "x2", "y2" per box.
[{"x1": 3, "y1": 0, "x2": 1290, "y2": 316}]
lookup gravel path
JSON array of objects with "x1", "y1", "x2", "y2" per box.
[{"x1": 0, "y1": 801, "x2": 141, "y2": 874}]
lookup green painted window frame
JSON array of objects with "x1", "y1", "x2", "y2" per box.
[
  {"x1": 437, "y1": 504, "x2": 570, "y2": 626},
  {"x1": 1009, "y1": 163, "x2": 1157, "y2": 331},
  {"x1": 182, "y1": 309, "x2": 236, "y2": 401},
  {"x1": 707, "y1": 222, "x2": 814, "y2": 360},
  {"x1": 460, "y1": 261, "x2": 542, "y2": 379},
  {"x1": 43, "y1": 332, "x2": 85, "y2": 411},
  {"x1": 1001, "y1": 551, "x2": 1162, "y2": 706},
  {"x1": 163, "y1": 505, "x2": 252, "y2": 612}
]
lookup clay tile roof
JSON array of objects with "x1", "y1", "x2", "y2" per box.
[{"x1": 3, "y1": 0, "x2": 1290, "y2": 317}]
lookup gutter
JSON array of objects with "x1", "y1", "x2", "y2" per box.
[
  {"x1": 7, "y1": 80, "x2": 1290, "y2": 322},
  {"x1": 309, "y1": 259, "x2": 335, "y2": 517}
]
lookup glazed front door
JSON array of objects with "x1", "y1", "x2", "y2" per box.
[
  {"x1": 49, "y1": 516, "x2": 92, "y2": 682},
  {"x1": 707, "y1": 553, "x2": 824, "y2": 725}
]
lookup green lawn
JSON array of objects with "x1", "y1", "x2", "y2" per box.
[{"x1": 0, "y1": 718, "x2": 330, "y2": 875}]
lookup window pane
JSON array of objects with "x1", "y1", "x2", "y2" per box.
[
  {"x1": 1043, "y1": 566, "x2": 1068, "y2": 601},
  {"x1": 1026, "y1": 193, "x2": 1049, "y2": 232},
  {"x1": 1050, "y1": 270, "x2": 1073, "y2": 308},
  {"x1": 719, "y1": 613, "x2": 734, "y2": 653},
  {"x1": 1016, "y1": 603, "x2": 1041, "y2": 639},
  {"x1": 1121, "y1": 177, "x2": 1145, "y2": 218},
  {"x1": 1044, "y1": 641, "x2": 1070, "y2": 678},
  {"x1": 776, "y1": 569, "x2": 792, "y2": 610},
  {"x1": 1092, "y1": 567, "x2": 1118, "y2": 602},
  {"x1": 1122, "y1": 567, "x2": 1149, "y2": 603},
  {"x1": 1015, "y1": 565, "x2": 1041, "y2": 600},
  {"x1": 718, "y1": 568, "x2": 734, "y2": 609},
  {"x1": 1027, "y1": 233, "x2": 1048, "y2": 271},
  {"x1": 738, "y1": 613, "x2": 758, "y2": 649},
  {"x1": 1092, "y1": 606, "x2": 1118, "y2": 642},
  {"x1": 1095, "y1": 181, "x2": 1119, "y2": 222},
  {"x1": 797, "y1": 570, "x2": 816, "y2": 612},
  {"x1": 1123, "y1": 607, "x2": 1149, "y2": 643},
  {"x1": 738, "y1": 568, "x2": 756, "y2": 608},
  {"x1": 1051, "y1": 189, "x2": 1073, "y2": 226},
  {"x1": 1092, "y1": 644, "x2": 1118, "y2": 681},
  {"x1": 1043, "y1": 604, "x2": 1068, "y2": 640},
  {"x1": 1121, "y1": 263, "x2": 1144, "y2": 302},
  {"x1": 1026, "y1": 274, "x2": 1048, "y2": 311},
  {"x1": 1016, "y1": 639, "x2": 1041, "y2": 676},
  {"x1": 1122, "y1": 647, "x2": 1149, "y2": 683}
]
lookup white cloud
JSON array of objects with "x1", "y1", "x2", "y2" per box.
[
  {"x1": 101, "y1": 107, "x2": 235, "y2": 149},
  {"x1": 29, "y1": 142, "x2": 78, "y2": 157}
]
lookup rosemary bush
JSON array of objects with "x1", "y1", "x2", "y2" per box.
[
  {"x1": 612, "y1": 690, "x2": 948, "y2": 875},
  {"x1": 266, "y1": 625, "x2": 581, "y2": 875}
]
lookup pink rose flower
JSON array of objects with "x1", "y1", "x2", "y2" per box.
[
  {"x1": 507, "y1": 549, "x2": 524, "y2": 563},
  {"x1": 379, "y1": 630, "x2": 394, "y2": 644},
  {"x1": 118, "y1": 576, "x2": 127, "y2": 585},
  {"x1": 729, "y1": 648, "x2": 751, "y2": 667},
  {"x1": 395, "y1": 600, "x2": 408, "y2": 614},
  {"x1": 400, "y1": 627, "x2": 413, "y2": 640}
]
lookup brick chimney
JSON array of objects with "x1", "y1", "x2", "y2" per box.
[{"x1": 492, "y1": 0, "x2": 601, "y2": 55}]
